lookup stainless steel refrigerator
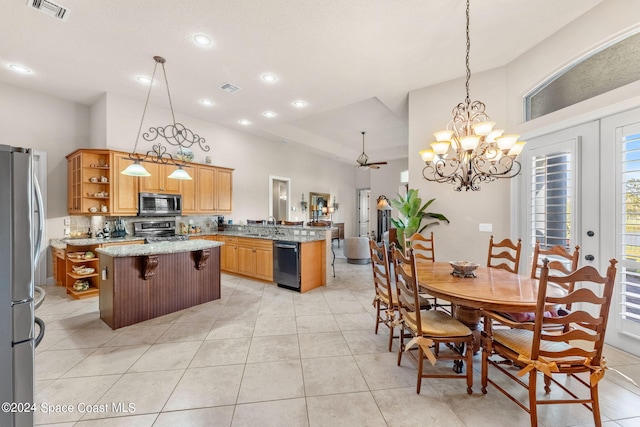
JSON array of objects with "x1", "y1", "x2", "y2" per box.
[{"x1": 0, "y1": 144, "x2": 44, "y2": 427}]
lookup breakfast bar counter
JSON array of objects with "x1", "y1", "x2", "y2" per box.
[{"x1": 96, "y1": 240, "x2": 223, "y2": 329}]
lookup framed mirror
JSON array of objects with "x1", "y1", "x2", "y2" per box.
[{"x1": 310, "y1": 192, "x2": 330, "y2": 220}]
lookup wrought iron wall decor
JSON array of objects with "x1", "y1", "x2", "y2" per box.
[{"x1": 122, "y1": 56, "x2": 210, "y2": 179}]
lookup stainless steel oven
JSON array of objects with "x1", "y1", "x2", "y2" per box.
[
  {"x1": 274, "y1": 241, "x2": 300, "y2": 291},
  {"x1": 138, "y1": 192, "x2": 182, "y2": 216}
]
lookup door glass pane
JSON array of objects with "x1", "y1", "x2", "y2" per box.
[
  {"x1": 530, "y1": 151, "x2": 572, "y2": 251},
  {"x1": 619, "y1": 131, "x2": 640, "y2": 327}
]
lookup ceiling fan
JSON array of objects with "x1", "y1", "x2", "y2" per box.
[{"x1": 356, "y1": 131, "x2": 387, "y2": 169}]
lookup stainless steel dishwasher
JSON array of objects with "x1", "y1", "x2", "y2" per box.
[{"x1": 273, "y1": 241, "x2": 300, "y2": 291}]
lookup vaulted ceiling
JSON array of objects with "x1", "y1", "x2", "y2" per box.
[{"x1": 0, "y1": 0, "x2": 601, "y2": 163}]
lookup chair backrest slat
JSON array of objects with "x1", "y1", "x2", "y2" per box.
[
  {"x1": 391, "y1": 244, "x2": 421, "y2": 332},
  {"x1": 487, "y1": 235, "x2": 522, "y2": 274},
  {"x1": 408, "y1": 232, "x2": 435, "y2": 262},
  {"x1": 369, "y1": 240, "x2": 393, "y2": 302},
  {"x1": 530, "y1": 258, "x2": 617, "y2": 365},
  {"x1": 531, "y1": 243, "x2": 580, "y2": 301}
]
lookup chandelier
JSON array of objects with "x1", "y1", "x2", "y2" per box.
[
  {"x1": 419, "y1": 0, "x2": 525, "y2": 191},
  {"x1": 121, "y1": 56, "x2": 210, "y2": 180}
]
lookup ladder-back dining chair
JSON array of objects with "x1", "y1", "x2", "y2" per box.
[
  {"x1": 497, "y1": 243, "x2": 581, "y2": 325},
  {"x1": 487, "y1": 235, "x2": 522, "y2": 274},
  {"x1": 481, "y1": 258, "x2": 618, "y2": 427},
  {"x1": 392, "y1": 245, "x2": 473, "y2": 394},
  {"x1": 369, "y1": 239, "x2": 398, "y2": 352},
  {"x1": 408, "y1": 232, "x2": 452, "y2": 314}
]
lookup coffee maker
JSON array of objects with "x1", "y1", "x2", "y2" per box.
[{"x1": 217, "y1": 216, "x2": 225, "y2": 231}]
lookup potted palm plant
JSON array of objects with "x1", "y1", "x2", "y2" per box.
[{"x1": 389, "y1": 189, "x2": 449, "y2": 250}]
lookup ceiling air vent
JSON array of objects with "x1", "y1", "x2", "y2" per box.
[
  {"x1": 27, "y1": 0, "x2": 69, "y2": 21},
  {"x1": 219, "y1": 83, "x2": 241, "y2": 94}
]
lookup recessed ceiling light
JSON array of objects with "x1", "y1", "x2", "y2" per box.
[
  {"x1": 292, "y1": 100, "x2": 308, "y2": 108},
  {"x1": 193, "y1": 33, "x2": 212, "y2": 47},
  {"x1": 137, "y1": 75, "x2": 152, "y2": 84},
  {"x1": 262, "y1": 111, "x2": 277, "y2": 118},
  {"x1": 261, "y1": 73, "x2": 278, "y2": 83},
  {"x1": 200, "y1": 99, "x2": 214, "y2": 106},
  {"x1": 238, "y1": 119, "x2": 252, "y2": 126},
  {"x1": 8, "y1": 64, "x2": 32, "y2": 74}
]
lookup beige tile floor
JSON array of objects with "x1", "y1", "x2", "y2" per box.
[{"x1": 34, "y1": 251, "x2": 640, "y2": 426}]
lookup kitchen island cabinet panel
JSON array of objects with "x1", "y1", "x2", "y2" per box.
[{"x1": 98, "y1": 244, "x2": 221, "y2": 329}]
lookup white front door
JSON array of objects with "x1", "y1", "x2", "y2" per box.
[
  {"x1": 518, "y1": 110, "x2": 640, "y2": 354},
  {"x1": 602, "y1": 107, "x2": 640, "y2": 355},
  {"x1": 517, "y1": 121, "x2": 599, "y2": 274}
]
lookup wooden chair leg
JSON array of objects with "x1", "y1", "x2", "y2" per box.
[
  {"x1": 481, "y1": 343, "x2": 488, "y2": 394},
  {"x1": 466, "y1": 340, "x2": 473, "y2": 394},
  {"x1": 417, "y1": 347, "x2": 424, "y2": 394},
  {"x1": 374, "y1": 302, "x2": 381, "y2": 334},
  {"x1": 397, "y1": 329, "x2": 405, "y2": 366},
  {"x1": 529, "y1": 371, "x2": 538, "y2": 427},
  {"x1": 591, "y1": 384, "x2": 602, "y2": 427},
  {"x1": 543, "y1": 375, "x2": 551, "y2": 394},
  {"x1": 388, "y1": 323, "x2": 394, "y2": 352}
]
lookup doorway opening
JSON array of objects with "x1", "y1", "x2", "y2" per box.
[
  {"x1": 269, "y1": 176, "x2": 290, "y2": 222},
  {"x1": 357, "y1": 188, "x2": 370, "y2": 238}
]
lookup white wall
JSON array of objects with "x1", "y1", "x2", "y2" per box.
[
  {"x1": 408, "y1": 68, "x2": 511, "y2": 264},
  {"x1": 0, "y1": 82, "x2": 90, "y2": 244},
  {"x1": 100, "y1": 93, "x2": 359, "y2": 236}
]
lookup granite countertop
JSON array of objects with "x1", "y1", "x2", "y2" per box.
[
  {"x1": 96, "y1": 240, "x2": 223, "y2": 257},
  {"x1": 51, "y1": 236, "x2": 145, "y2": 249},
  {"x1": 187, "y1": 230, "x2": 325, "y2": 242},
  {"x1": 50, "y1": 226, "x2": 327, "y2": 250}
]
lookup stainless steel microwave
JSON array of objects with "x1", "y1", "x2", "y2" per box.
[{"x1": 138, "y1": 192, "x2": 182, "y2": 216}]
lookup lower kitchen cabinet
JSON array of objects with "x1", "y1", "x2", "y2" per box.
[
  {"x1": 220, "y1": 236, "x2": 238, "y2": 273},
  {"x1": 52, "y1": 247, "x2": 66, "y2": 286},
  {"x1": 237, "y1": 238, "x2": 273, "y2": 281}
]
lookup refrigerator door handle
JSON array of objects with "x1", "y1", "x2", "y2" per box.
[{"x1": 33, "y1": 175, "x2": 44, "y2": 267}]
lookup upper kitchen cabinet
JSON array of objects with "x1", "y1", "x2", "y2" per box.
[
  {"x1": 110, "y1": 152, "x2": 139, "y2": 215},
  {"x1": 67, "y1": 149, "x2": 232, "y2": 216},
  {"x1": 139, "y1": 162, "x2": 181, "y2": 194},
  {"x1": 180, "y1": 164, "x2": 198, "y2": 215},
  {"x1": 216, "y1": 167, "x2": 233, "y2": 213},
  {"x1": 66, "y1": 149, "x2": 112, "y2": 215},
  {"x1": 197, "y1": 165, "x2": 233, "y2": 214}
]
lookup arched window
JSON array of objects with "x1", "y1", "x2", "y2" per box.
[{"x1": 525, "y1": 31, "x2": 640, "y2": 121}]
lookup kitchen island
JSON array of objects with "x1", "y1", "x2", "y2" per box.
[{"x1": 96, "y1": 240, "x2": 223, "y2": 329}]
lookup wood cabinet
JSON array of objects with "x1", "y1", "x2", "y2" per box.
[
  {"x1": 67, "y1": 149, "x2": 233, "y2": 216},
  {"x1": 219, "y1": 236, "x2": 238, "y2": 272},
  {"x1": 110, "y1": 153, "x2": 139, "y2": 215},
  {"x1": 300, "y1": 240, "x2": 326, "y2": 292},
  {"x1": 139, "y1": 162, "x2": 181, "y2": 194},
  {"x1": 215, "y1": 167, "x2": 233, "y2": 213},
  {"x1": 197, "y1": 165, "x2": 216, "y2": 213},
  {"x1": 180, "y1": 165, "x2": 198, "y2": 214},
  {"x1": 66, "y1": 150, "x2": 112, "y2": 215},
  {"x1": 52, "y1": 247, "x2": 66, "y2": 286},
  {"x1": 237, "y1": 238, "x2": 273, "y2": 281}
]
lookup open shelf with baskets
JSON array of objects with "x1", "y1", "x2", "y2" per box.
[{"x1": 65, "y1": 246, "x2": 100, "y2": 299}]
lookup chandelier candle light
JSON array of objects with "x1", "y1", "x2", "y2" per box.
[
  {"x1": 420, "y1": 0, "x2": 525, "y2": 191},
  {"x1": 121, "y1": 56, "x2": 210, "y2": 180}
]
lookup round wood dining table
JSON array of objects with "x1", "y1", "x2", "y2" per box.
[{"x1": 414, "y1": 261, "x2": 566, "y2": 351}]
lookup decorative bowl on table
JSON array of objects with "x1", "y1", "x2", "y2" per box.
[{"x1": 449, "y1": 261, "x2": 479, "y2": 278}]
